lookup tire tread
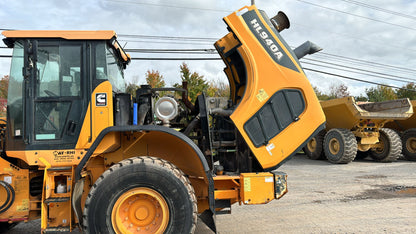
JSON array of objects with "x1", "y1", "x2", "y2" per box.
[
  {"x1": 324, "y1": 128, "x2": 357, "y2": 164},
  {"x1": 83, "y1": 156, "x2": 197, "y2": 233}
]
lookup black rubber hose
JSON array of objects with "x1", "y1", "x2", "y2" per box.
[{"x1": 0, "y1": 181, "x2": 15, "y2": 213}]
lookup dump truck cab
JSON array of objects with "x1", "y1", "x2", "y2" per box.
[{"x1": 1, "y1": 5, "x2": 325, "y2": 233}]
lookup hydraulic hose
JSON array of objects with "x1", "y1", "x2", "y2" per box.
[{"x1": 0, "y1": 181, "x2": 15, "y2": 213}]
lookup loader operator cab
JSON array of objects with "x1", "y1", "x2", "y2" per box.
[{"x1": 3, "y1": 31, "x2": 129, "y2": 151}]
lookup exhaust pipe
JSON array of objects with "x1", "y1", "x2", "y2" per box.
[
  {"x1": 270, "y1": 11, "x2": 290, "y2": 32},
  {"x1": 293, "y1": 41, "x2": 323, "y2": 59}
]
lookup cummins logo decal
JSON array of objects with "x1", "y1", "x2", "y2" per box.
[
  {"x1": 242, "y1": 10, "x2": 299, "y2": 72},
  {"x1": 96, "y1": 93, "x2": 107, "y2": 106}
]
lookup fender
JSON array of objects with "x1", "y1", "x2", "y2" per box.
[{"x1": 73, "y1": 125, "x2": 216, "y2": 231}]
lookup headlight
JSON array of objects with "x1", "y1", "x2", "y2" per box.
[{"x1": 155, "y1": 97, "x2": 178, "y2": 126}]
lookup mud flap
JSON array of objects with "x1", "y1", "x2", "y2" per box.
[
  {"x1": 199, "y1": 209, "x2": 217, "y2": 233},
  {"x1": 72, "y1": 178, "x2": 85, "y2": 230}
]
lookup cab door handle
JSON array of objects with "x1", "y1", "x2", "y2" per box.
[{"x1": 67, "y1": 120, "x2": 77, "y2": 136}]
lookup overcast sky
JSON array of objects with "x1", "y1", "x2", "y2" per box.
[{"x1": 1, "y1": 0, "x2": 416, "y2": 97}]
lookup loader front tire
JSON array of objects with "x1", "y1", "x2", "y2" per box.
[
  {"x1": 323, "y1": 128, "x2": 357, "y2": 164},
  {"x1": 304, "y1": 130, "x2": 326, "y2": 160},
  {"x1": 401, "y1": 128, "x2": 416, "y2": 161},
  {"x1": 370, "y1": 128, "x2": 401, "y2": 162},
  {"x1": 83, "y1": 156, "x2": 197, "y2": 234}
]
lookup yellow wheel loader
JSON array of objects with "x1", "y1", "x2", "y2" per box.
[{"x1": 0, "y1": 5, "x2": 325, "y2": 233}]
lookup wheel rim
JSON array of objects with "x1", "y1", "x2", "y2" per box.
[
  {"x1": 307, "y1": 138, "x2": 317, "y2": 152},
  {"x1": 111, "y1": 187, "x2": 169, "y2": 234},
  {"x1": 374, "y1": 139, "x2": 386, "y2": 154},
  {"x1": 329, "y1": 138, "x2": 340, "y2": 155},
  {"x1": 406, "y1": 137, "x2": 416, "y2": 153}
]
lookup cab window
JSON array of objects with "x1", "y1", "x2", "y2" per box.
[
  {"x1": 34, "y1": 44, "x2": 82, "y2": 140},
  {"x1": 95, "y1": 43, "x2": 125, "y2": 92},
  {"x1": 7, "y1": 41, "x2": 24, "y2": 138}
]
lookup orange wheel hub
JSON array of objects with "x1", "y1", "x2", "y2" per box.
[
  {"x1": 329, "y1": 138, "x2": 340, "y2": 155},
  {"x1": 406, "y1": 137, "x2": 416, "y2": 153},
  {"x1": 111, "y1": 187, "x2": 169, "y2": 234},
  {"x1": 307, "y1": 138, "x2": 317, "y2": 152}
]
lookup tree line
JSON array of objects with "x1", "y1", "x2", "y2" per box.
[
  {"x1": 313, "y1": 82, "x2": 416, "y2": 102},
  {"x1": 126, "y1": 62, "x2": 229, "y2": 103}
]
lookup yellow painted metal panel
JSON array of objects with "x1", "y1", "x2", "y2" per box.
[
  {"x1": 2, "y1": 30, "x2": 116, "y2": 40},
  {"x1": 0, "y1": 157, "x2": 30, "y2": 222},
  {"x1": 218, "y1": 6, "x2": 325, "y2": 169},
  {"x1": 240, "y1": 172, "x2": 275, "y2": 205}
]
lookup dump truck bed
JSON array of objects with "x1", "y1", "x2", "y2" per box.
[
  {"x1": 384, "y1": 100, "x2": 416, "y2": 131},
  {"x1": 321, "y1": 97, "x2": 413, "y2": 130}
]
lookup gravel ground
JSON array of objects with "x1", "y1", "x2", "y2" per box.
[{"x1": 5, "y1": 154, "x2": 416, "y2": 233}]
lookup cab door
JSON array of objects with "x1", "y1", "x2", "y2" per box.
[{"x1": 26, "y1": 40, "x2": 87, "y2": 149}]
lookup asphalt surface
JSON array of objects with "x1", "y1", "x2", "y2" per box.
[{"x1": 4, "y1": 154, "x2": 416, "y2": 233}]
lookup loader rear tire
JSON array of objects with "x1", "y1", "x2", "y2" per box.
[
  {"x1": 401, "y1": 128, "x2": 416, "y2": 161},
  {"x1": 304, "y1": 130, "x2": 326, "y2": 160},
  {"x1": 323, "y1": 128, "x2": 357, "y2": 164},
  {"x1": 83, "y1": 156, "x2": 197, "y2": 234},
  {"x1": 370, "y1": 128, "x2": 401, "y2": 162}
]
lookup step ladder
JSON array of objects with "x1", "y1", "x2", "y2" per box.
[{"x1": 39, "y1": 158, "x2": 74, "y2": 233}]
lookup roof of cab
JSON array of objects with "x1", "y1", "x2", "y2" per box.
[{"x1": 1, "y1": 30, "x2": 117, "y2": 40}]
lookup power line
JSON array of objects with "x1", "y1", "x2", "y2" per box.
[
  {"x1": 125, "y1": 48, "x2": 217, "y2": 54},
  {"x1": 339, "y1": 0, "x2": 416, "y2": 21},
  {"x1": 118, "y1": 39, "x2": 213, "y2": 45},
  {"x1": 291, "y1": 22, "x2": 416, "y2": 54},
  {"x1": 104, "y1": 0, "x2": 230, "y2": 13},
  {"x1": 303, "y1": 58, "x2": 416, "y2": 82},
  {"x1": 125, "y1": 47, "x2": 416, "y2": 78},
  {"x1": 118, "y1": 34, "x2": 217, "y2": 41},
  {"x1": 295, "y1": 0, "x2": 416, "y2": 31},
  {"x1": 315, "y1": 52, "x2": 416, "y2": 75},
  {"x1": 302, "y1": 61, "x2": 416, "y2": 84},
  {"x1": 303, "y1": 67, "x2": 416, "y2": 92},
  {"x1": 131, "y1": 57, "x2": 220, "y2": 60}
]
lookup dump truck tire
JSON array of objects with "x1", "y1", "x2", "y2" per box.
[
  {"x1": 370, "y1": 128, "x2": 401, "y2": 162},
  {"x1": 83, "y1": 156, "x2": 197, "y2": 234},
  {"x1": 323, "y1": 128, "x2": 357, "y2": 164},
  {"x1": 304, "y1": 130, "x2": 326, "y2": 160},
  {"x1": 401, "y1": 128, "x2": 416, "y2": 161}
]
